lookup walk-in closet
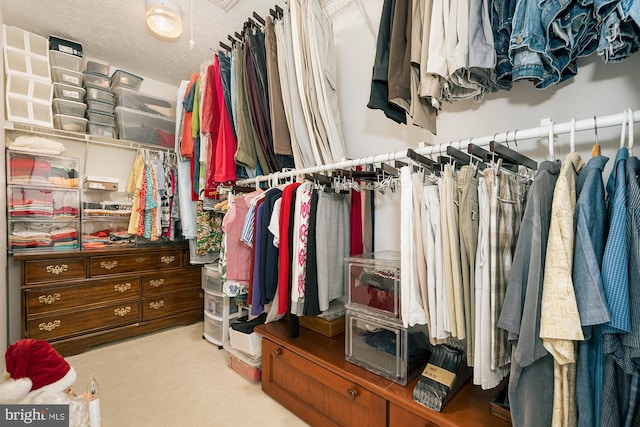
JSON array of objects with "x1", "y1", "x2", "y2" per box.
[{"x1": 1, "y1": 0, "x2": 639, "y2": 426}]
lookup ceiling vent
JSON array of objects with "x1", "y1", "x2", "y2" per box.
[{"x1": 208, "y1": 0, "x2": 240, "y2": 11}]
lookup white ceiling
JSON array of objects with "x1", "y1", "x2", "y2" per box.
[{"x1": 1, "y1": 0, "x2": 286, "y2": 87}]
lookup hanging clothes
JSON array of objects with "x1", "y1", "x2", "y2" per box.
[{"x1": 497, "y1": 160, "x2": 560, "y2": 426}]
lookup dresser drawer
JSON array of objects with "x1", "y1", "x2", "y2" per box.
[
  {"x1": 90, "y1": 250, "x2": 183, "y2": 276},
  {"x1": 24, "y1": 258, "x2": 86, "y2": 285},
  {"x1": 25, "y1": 276, "x2": 140, "y2": 316},
  {"x1": 262, "y1": 338, "x2": 387, "y2": 427},
  {"x1": 142, "y1": 268, "x2": 201, "y2": 295},
  {"x1": 27, "y1": 300, "x2": 139, "y2": 340},
  {"x1": 143, "y1": 288, "x2": 203, "y2": 321}
]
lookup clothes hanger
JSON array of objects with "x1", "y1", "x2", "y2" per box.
[
  {"x1": 620, "y1": 109, "x2": 628, "y2": 150},
  {"x1": 447, "y1": 144, "x2": 486, "y2": 171},
  {"x1": 407, "y1": 148, "x2": 441, "y2": 175},
  {"x1": 489, "y1": 131, "x2": 538, "y2": 170},
  {"x1": 627, "y1": 107, "x2": 634, "y2": 156},
  {"x1": 569, "y1": 118, "x2": 576, "y2": 153},
  {"x1": 592, "y1": 116, "x2": 601, "y2": 157}
]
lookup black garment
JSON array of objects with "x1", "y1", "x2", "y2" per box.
[
  {"x1": 259, "y1": 188, "x2": 283, "y2": 305},
  {"x1": 303, "y1": 189, "x2": 321, "y2": 316},
  {"x1": 367, "y1": 0, "x2": 407, "y2": 125}
]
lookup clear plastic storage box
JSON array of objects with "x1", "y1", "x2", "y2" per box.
[
  {"x1": 53, "y1": 82, "x2": 85, "y2": 102},
  {"x1": 50, "y1": 66, "x2": 83, "y2": 87},
  {"x1": 7, "y1": 151, "x2": 79, "y2": 188},
  {"x1": 8, "y1": 220, "x2": 80, "y2": 253},
  {"x1": 202, "y1": 265, "x2": 223, "y2": 293},
  {"x1": 83, "y1": 71, "x2": 110, "y2": 89},
  {"x1": 115, "y1": 87, "x2": 175, "y2": 118},
  {"x1": 204, "y1": 311, "x2": 224, "y2": 344},
  {"x1": 110, "y1": 69, "x2": 143, "y2": 91},
  {"x1": 86, "y1": 110, "x2": 115, "y2": 126},
  {"x1": 52, "y1": 98, "x2": 86, "y2": 117},
  {"x1": 81, "y1": 218, "x2": 135, "y2": 249},
  {"x1": 345, "y1": 310, "x2": 431, "y2": 386},
  {"x1": 346, "y1": 251, "x2": 401, "y2": 320},
  {"x1": 49, "y1": 50, "x2": 82, "y2": 72},
  {"x1": 85, "y1": 98, "x2": 115, "y2": 114},
  {"x1": 86, "y1": 60, "x2": 109, "y2": 76},
  {"x1": 115, "y1": 106, "x2": 175, "y2": 147},
  {"x1": 87, "y1": 122, "x2": 116, "y2": 138},
  {"x1": 224, "y1": 342, "x2": 262, "y2": 384},
  {"x1": 204, "y1": 290, "x2": 239, "y2": 317},
  {"x1": 53, "y1": 114, "x2": 87, "y2": 133},
  {"x1": 8, "y1": 186, "x2": 79, "y2": 218},
  {"x1": 81, "y1": 189, "x2": 132, "y2": 217},
  {"x1": 85, "y1": 85, "x2": 114, "y2": 103},
  {"x1": 229, "y1": 327, "x2": 262, "y2": 359}
]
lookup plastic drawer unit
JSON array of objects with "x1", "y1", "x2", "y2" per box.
[
  {"x1": 346, "y1": 251, "x2": 401, "y2": 320},
  {"x1": 345, "y1": 310, "x2": 431, "y2": 386}
]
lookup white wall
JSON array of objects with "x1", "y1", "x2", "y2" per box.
[{"x1": 332, "y1": 0, "x2": 640, "y2": 252}]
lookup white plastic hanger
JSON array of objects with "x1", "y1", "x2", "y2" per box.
[
  {"x1": 548, "y1": 119, "x2": 555, "y2": 160},
  {"x1": 620, "y1": 109, "x2": 628, "y2": 149},
  {"x1": 569, "y1": 118, "x2": 576, "y2": 153},
  {"x1": 627, "y1": 108, "x2": 634, "y2": 155}
]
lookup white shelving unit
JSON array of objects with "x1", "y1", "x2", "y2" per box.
[{"x1": 202, "y1": 264, "x2": 245, "y2": 349}]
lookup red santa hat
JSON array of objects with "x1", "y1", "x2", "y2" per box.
[{"x1": 0, "y1": 339, "x2": 77, "y2": 403}]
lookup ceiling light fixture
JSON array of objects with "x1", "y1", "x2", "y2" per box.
[{"x1": 146, "y1": 0, "x2": 183, "y2": 40}]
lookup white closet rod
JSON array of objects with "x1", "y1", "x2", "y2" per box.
[{"x1": 236, "y1": 109, "x2": 639, "y2": 186}]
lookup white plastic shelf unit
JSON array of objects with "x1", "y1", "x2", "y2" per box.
[{"x1": 202, "y1": 265, "x2": 245, "y2": 349}]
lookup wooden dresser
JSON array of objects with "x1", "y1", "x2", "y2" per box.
[
  {"x1": 257, "y1": 321, "x2": 511, "y2": 427},
  {"x1": 14, "y1": 242, "x2": 203, "y2": 356}
]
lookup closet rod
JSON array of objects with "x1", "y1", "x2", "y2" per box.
[{"x1": 235, "y1": 109, "x2": 640, "y2": 186}]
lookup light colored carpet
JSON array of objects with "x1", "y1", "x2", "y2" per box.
[{"x1": 66, "y1": 322, "x2": 309, "y2": 427}]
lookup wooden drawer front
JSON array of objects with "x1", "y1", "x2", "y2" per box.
[
  {"x1": 262, "y1": 338, "x2": 386, "y2": 427},
  {"x1": 25, "y1": 277, "x2": 140, "y2": 316},
  {"x1": 389, "y1": 403, "x2": 439, "y2": 427},
  {"x1": 143, "y1": 288, "x2": 203, "y2": 321},
  {"x1": 90, "y1": 251, "x2": 183, "y2": 276},
  {"x1": 27, "y1": 301, "x2": 139, "y2": 340},
  {"x1": 25, "y1": 258, "x2": 86, "y2": 284},
  {"x1": 142, "y1": 268, "x2": 201, "y2": 295}
]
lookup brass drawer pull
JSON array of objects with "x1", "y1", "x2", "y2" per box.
[
  {"x1": 38, "y1": 293, "x2": 61, "y2": 304},
  {"x1": 199, "y1": 292, "x2": 204, "y2": 298},
  {"x1": 135, "y1": 257, "x2": 147, "y2": 264},
  {"x1": 100, "y1": 260, "x2": 118, "y2": 270},
  {"x1": 114, "y1": 283, "x2": 132, "y2": 293},
  {"x1": 46, "y1": 264, "x2": 68, "y2": 275},
  {"x1": 114, "y1": 307, "x2": 132, "y2": 317},
  {"x1": 39, "y1": 320, "x2": 61, "y2": 331},
  {"x1": 272, "y1": 347, "x2": 283, "y2": 358},
  {"x1": 149, "y1": 301, "x2": 165, "y2": 310},
  {"x1": 347, "y1": 388, "x2": 358, "y2": 401},
  {"x1": 161, "y1": 255, "x2": 176, "y2": 264},
  {"x1": 149, "y1": 279, "x2": 165, "y2": 288}
]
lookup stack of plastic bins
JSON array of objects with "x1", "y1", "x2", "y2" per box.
[
  {"x1": 3, "y1": 25, "x2": 53, "y2": 128},
  {"x1": 48, "y1": 35, "x2": 86, "y2": 133},
  {"x1": 201, "y1": 264, "x2": 244, "y2": 349},
  {"x1": 344, "y1": 251, "x2": 431, "y2": 386},
  {"x1": 84, "y1": 61, "x2": 116, "y2": 138}
]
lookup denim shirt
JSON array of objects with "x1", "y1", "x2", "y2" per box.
[{"x1": 573, "y1": 155, "x2": 610, "y2": 427}]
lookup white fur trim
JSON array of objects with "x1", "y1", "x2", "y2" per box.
[
  {"x1": 37, "y1": 367, "x2": 77, "y2": 394},
  {"x1": 0, "y1": 377, "x2": 33, "y2": 403}
]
